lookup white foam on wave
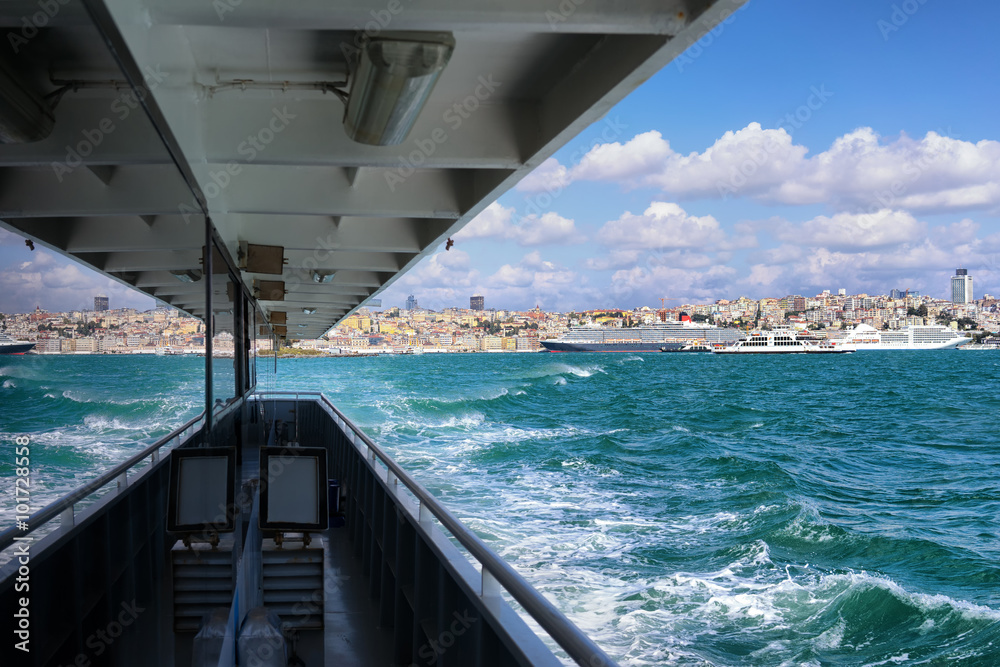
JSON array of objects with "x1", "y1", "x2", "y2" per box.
[
  {"x1": 62, "y1": 389, "x2": 162, "y2": 406},
  {"x1": 861, "y1": 653, "x2": 910, "y2": 666},
  {"x1": 83, "y1": 414, "x2": 168, "y2": 433},
  {"x1": 2, "y1": 379, "x2": 14, "y2": 388},
  {"x1": 820, "y1": 571, "x2": 1000, "y2": 622}
]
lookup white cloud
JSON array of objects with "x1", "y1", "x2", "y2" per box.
[
  {"x1": 597, "y1": 201, "x2": 726, "y2": 250},
  {"x1": 454, "y1": 202, "x2": 513, "y2": 240},
  {"x1": 747, "y1": 264, "x2": 783, "y2": 287},
  {"x1": 0, "y1": 245, "x2": 153, "y2": 314},
  {"x1": 509, "y1": 212, "x2": 585, "y2": 246},
  {"x1": 562, "y1": 125, "x2": 1000, "y2": 213},
  {"x1": 572, "y1": 130, "x2": 675, "y2": 184},
  {"x1": 396, "y1": 249, "x2": 479, "y2": 289},
  {"x1": 515, "y1": 158, "x2": 572, "y2": 193},
  {"x1": 454, "y1": 203, "x2": 585, "y2": 247},
  {"x1": 607, "y1": 263, "x2": 738, "y2": 305},
  {"x1": 483, "y1": 252, "x2": 592, "y2": 310},
  {"x1": 773, "y1": 209, "x2": 926, "y2": 250}
]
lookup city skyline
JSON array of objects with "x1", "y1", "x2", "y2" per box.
[
  {"x1": 1, "y1": 3, "x2": 1000, "y2": 315},
  {"x1": 0, "y1": 271, "x2": 990, "y2": 320}
]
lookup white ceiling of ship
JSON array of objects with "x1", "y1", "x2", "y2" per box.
[{"x1": 0, "y1": 0, "x2": 741, "y2": 339}]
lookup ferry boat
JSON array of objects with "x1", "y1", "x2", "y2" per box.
[
  {"x1": 833, "y1": 324, "x2": 971, "y2": 350},
  {"x1": 541, "y1": 316, "x2": 741, "y2": 352},
  {"x1": 713, "y1": 329, "x2": 850, "y2": 354},
  {"x1": 0, "y1": 1, "x2": 742, "y2": 666},
  {"x1": 0, "y1": 332, "x2": 35, "y2": 355}
]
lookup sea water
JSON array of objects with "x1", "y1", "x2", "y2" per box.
[{"x1": 2, "y1": 352, "x2": 999, "y2": 665}]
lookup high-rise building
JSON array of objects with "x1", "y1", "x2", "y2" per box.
[
  {"x1": 405, "y1": 294, "x2": 418, "y2": 311},
  {"x1": 838, "y1": 288, "x2": 846, "y2": 296},
  {"x1": 470, "y1": 294, "x2": 484, "y2": 311},
  {"x1": 890, "y1": 289, "x2": 903, "y2": 299},
  {"x1": 94, "y1": 294, "x2": 109, "y2": 311},
  {"x1": 951, "y1": 268, "x2": 973, "y2": 304}
]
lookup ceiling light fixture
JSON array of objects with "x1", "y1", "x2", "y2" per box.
[
  {"x1": 343, "y1": 33, "x2": 455, "y2": 146},
  {"x1": 312, "y1": 271, "x2": 336, "y2": 284},
  {"x1": 170, "y1": 269, "x2": 202, "y2": 283}
]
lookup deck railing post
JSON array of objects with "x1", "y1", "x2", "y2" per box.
[
  {"x1": 418, "y1": 501, "x2": 433, "y2": 525},
  {"x1": 60, "y1": 506, "x2": 74, "y2": 529},
  {"x1": 117, "y1": 471, "x2": 128, "y2": 492},
  {"x1": 482, "y1": 569, "x2": 502, "y2": 599}
]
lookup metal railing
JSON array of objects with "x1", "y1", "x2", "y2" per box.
[
  {"x1": 256, "y1": 390, "x2": 618, "y2": 667},
  {"x1": 0, "y1": 411, "x2": 206, "y2": 554}
]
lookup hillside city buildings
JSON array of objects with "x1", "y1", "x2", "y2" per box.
[{"x1": 3, "y1": 276, "x2": 999, "y2": 355}]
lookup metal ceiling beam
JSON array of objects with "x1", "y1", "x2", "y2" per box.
[
  {"x1": 144, "y1": 0, "x2": 695, "y2": 35},
  {"x1": 0, "y1": 165, "x2": 199, "y2": 217},
  {"x1": 198, "y1": 165, "x2": 475, "y2": 219},
  {"x1": 0, "y1": 97, "x2": 173, "y2": 168}
]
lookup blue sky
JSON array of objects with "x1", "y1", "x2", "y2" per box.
[{"x1": 2, "y1": 1, "x2": 999, "y2": 315}]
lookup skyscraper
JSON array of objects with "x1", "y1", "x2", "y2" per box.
[
  {"x1": 951, "y1": 269, "x2": 973, "y2": 304},
  {"x1": 470, "y1": 295, "x2": 484, "y2": 311},
  {"x1": 405, "y1": 294, "x2": 417, "y2": 311},
  {"x1": 94, "y1": 294, "x2": 109, "y2": 311}
]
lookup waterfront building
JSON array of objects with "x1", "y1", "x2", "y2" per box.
[
  {"x1": 516, "y1": 335, "x2": 541, "y2": 351},
  {"x1": 952, "y1": 269, "x2": 973, "y2": 304}
]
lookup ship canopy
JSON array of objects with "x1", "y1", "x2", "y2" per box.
[{"x1": 0, "y1": 0, "x2": 743, "y2": 341}]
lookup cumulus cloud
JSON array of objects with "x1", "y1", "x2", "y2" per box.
[
  {"x1": 483, "y1": 252, "x2": 595, "y2": 310},
  {"x1": 559, "y1": 125, "x2": 1000, "y2": 214},
  {"x1": 607, "y1": 263, "x2": 738, "y2": 305},
  {"x1": 515, "y1": 158, "x2": 572, "y2": 193},
  {"x1": 772, "y1": 209, "x2": 926, "y2": 250},
  {"x1": 509, "y1": 212, "x2": 585, "y2": 246},
  {"x1": 597, "y1": 201, "x2": 727, "y2": 250},
  {"x1": 0, "y1": 243, "x2": 153, "y2": 314},
  {"x1": 454, "y1": 202, "x2": 513, "y2": 240},
  {"x1": 453, "y1": 202, "x2": 585, "y2": 246},
  {"x1": 396, "y1": 249, "x2": 479, "y2": 289}
]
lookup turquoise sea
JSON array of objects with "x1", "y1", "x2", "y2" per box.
[{"x1": 2, "y1": 352, "x2": 1000, "y2": 665}]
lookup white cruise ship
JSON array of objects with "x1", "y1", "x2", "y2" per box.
[
  {"x1": 834, "y1": 324, "x2": 971, "y2": 350},
  {"x1": 541, "y1": 315, "x2": 741, "y2": 352}
]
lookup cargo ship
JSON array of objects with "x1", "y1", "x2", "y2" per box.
[{"x1": 541, "y1": 314, "x2": 741, "y2": 352}]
